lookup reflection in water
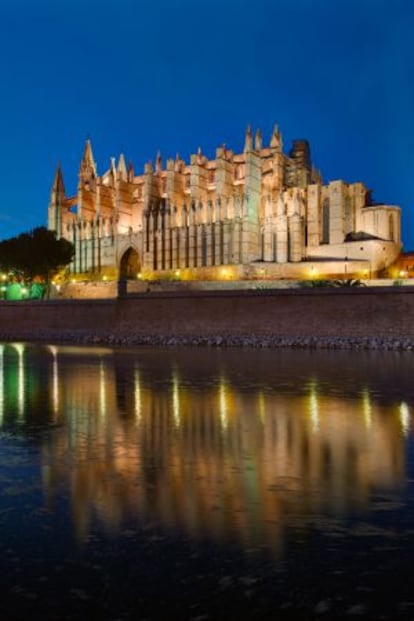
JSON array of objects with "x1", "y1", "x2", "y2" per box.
[
  {"x1": 0, "y1": 345, "x2": 413, "y2": 551},
  {"x1": 400, "y1": 401, "x2": 410, "y2": 436}
]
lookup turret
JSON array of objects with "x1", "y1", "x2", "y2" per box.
[
  {"x1": 244, "y1": 125, "x2": 253, "y2": 152},
  {"x1": 118, "y1": 153, "x2": 127, "y2": 181},
  {"x1": 254, "y1": 129, "x2": 262, "y2": 151},
  {"x1": 155, "y1": 151, "x2": 162, "y2": 173},
  {"x1": 289, "y1": 139, "x2": 312, "y2": 186},
  {"x1": 270, "y1": 124, "x2": 282, "y2": 151}
]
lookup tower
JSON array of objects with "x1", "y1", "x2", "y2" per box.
[
  {"x1": 48, "y1": 163, "x2": 66, "y2": 238},
  {"x1": 78, "y1": 139, "x2": 98, "y2": 220}
]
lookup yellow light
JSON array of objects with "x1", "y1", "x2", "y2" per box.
[
  {"x1": 102, "y1": 275, "x2": 108, "y2": 281},
  {"x1": 137, "y1": 272, "x2": 142, "y2": 279},
  {"x1": 399, "y1": 402, "x2": 410, "y2": 436},
  {"x1": 71, "y1": 278, "x2": 76, "y2": 284},
  {"x1": 0, "y1": 274, "x2": 6, "y2": 281},
  {"x1": 220, "y1": 268, "x2": 229, "y2": 279},
  {"x1": 399, "y1": 270, "x2": 407, "y2": 278},
  {"x1": 175, "y1": 270, "x2": 181, "y2": 277}
]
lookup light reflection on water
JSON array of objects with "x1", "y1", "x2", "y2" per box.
[{"x1": 0, "y1": 343, "x2": 412, "y2": 554}]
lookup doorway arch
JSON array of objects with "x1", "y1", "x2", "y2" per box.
[{"x1": 119, "y1": 247, "x2": 140, "y2": 279}]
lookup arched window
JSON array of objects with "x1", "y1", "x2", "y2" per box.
[
  {"x1": 322, "y1": 199, "x2": 330, "y2": 244},
  {"x1": 344, "y1": 197, "x2": 353, "y2": 234},
  {"x1": 389, "y1": 214, "x2": 394, "y2": 241}
]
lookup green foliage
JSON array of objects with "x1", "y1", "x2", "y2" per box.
[
  {"x1": 331, "y1": 279, "x2": 366, "y2": 287},
  {"x1": 0, "y1": 227, "x2": 74, "y2": 281},
  {"x1": 299, "y1": 279, "x2": 333, "y2": 288},
  {"x1": 299, "y1": 278, "x2": 366, "y2": 289}
]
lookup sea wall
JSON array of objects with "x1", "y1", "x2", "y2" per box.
[{"x1": 0, "y1": 287, "x2": 414, "y2": 349}]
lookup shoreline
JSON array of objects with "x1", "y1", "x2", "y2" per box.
[{"x1": 1, "y1": 331, "x2": 413, "y2": 351}]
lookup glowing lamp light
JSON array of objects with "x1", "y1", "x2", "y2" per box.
[
  {"x1": 71, "y1": 278, "x2": 76, "y2": 284},
  {"x1": 102, "y1": 275, "x2": 108, "y2": 281},
  {"x1": 137, "y1": 273, "x2": 142, "y2": 279},
  {"x1": 399, "y1": 270, "x2": 407, "y2": 278},
  {"x1": 175, "y1": 270, "x2": 181, "y2": 277},
  {"x1": 0, "y1": 274, "x2": 6, "y2": 281}
]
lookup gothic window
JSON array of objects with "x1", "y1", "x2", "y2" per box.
[
  {"x1": 234, "y1": 165, "x2": 244, "y2": 180},
  {"x1": 389, "y1": 214, "x2": 395, "y2": 241},
  {"x1": 185, "y1": 175, "x2": 191, "y2": 188},
  {"x1": 344, "y1": 197, "x2": 353, "y2": 234},
  {"x1": 322, "y1": 199, "x2": 330, "y2": 244},
  {"x1": 161, "y1": 178, "x2": 167, "y2": 193},
  {"x1": 208, "y1": 170, "x2": 215, "y2": 184},
  {"x1": 137, "y1": 186, "x2": 143, "y2": 199}
]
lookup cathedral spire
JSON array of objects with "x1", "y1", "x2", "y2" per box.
[
  {"x1": 80, "y1": 139, "x2": 96, "y2": 172},
  {"x1": 118, "y1": 153, "x2": 127, "y2": 180},
  {"x1": 244, "y1": 125, "x2": 253, "y2": 152},
  {"x1": 155, "y1": 151, "x2": 162, "y2": 173},
  {"x1": 51, "y1": 162, "x2": 65, "y2": 196},
  {"x1": 270, "y1": 124, "x2": 282, "y2": 150},
  {"x1": 49, "y1": 162, "x2": 66, "y2": 237},
  {"x1": 255, "y1": 129, "x2": 263, "y2": 151}
]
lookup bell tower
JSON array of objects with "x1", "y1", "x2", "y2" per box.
[{"x1": 48, "y1": 163, "x2": 66, "y2": 237}]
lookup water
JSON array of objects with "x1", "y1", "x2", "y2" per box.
[{"x1": 1, "y1": 343, "x2": 414, "y2": 620}]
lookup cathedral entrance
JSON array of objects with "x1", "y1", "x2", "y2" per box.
[{"x1": 119, "y1": 247, "x2": 140, "y2": 279}]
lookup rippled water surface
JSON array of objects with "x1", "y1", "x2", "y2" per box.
[{"x1": 1, "y1": 343, "x2": 414, "y2": 620}]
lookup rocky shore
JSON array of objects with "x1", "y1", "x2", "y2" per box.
[{"x1": 0, "y1": 330, "x2": 413, "y2": 351}]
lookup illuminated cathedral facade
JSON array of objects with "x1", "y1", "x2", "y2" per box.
[{"x1": 48, "y1": 125, "x2": 401, "y2": 280}]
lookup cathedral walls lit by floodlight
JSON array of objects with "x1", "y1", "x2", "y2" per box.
[{"x1": 48, "y1": 125, "x2": 401, "y2": 280}]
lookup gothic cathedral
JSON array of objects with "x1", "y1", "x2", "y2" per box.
[{"x1": 48, "y1": 125, "x2": 401, "y2": 280}]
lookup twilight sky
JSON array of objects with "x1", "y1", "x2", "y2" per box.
[{"x1": 1, "y1": 0, "x2": 413, "y2": 247}]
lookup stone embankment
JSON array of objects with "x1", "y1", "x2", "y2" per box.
[
  {"x1": 0, "y1": 330, "x2": 412, "y2": 351},
  {"x1": 0, "y1": 287, "x2": 414, "y2": 351}
]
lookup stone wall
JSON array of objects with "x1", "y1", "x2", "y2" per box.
[{"x1": 1, "y1": 288, "x2": 414, "y2": 342}]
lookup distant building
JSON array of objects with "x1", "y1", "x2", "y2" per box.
[
  {"x1": 48, "y1": 125, "x2": 401, "y2": 280},
  {"x1": 390, "y1": 251, "x2": 414, "y2": 278}
]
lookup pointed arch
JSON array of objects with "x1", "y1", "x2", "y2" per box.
[{"x1": 119, "y1": 247, "x2": 140, "y2": 279}]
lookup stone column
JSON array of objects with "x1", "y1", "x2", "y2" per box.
[
  {"x1": 276, "y1": 215, "x2": 288, "y2": 263},
  {"x1": 307, "y1": 184, "x2": 320, "y2": 249},
  {"x1": 289, "y1": 214, "x2": 303, "y2": 263},
  {"x1": 206, "y1": 224, "x2": 213, "y2": 266},
  {"x1": 328, "y1": 181, "x2": 345, "y2": 245}
]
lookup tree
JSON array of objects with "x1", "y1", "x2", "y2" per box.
[{"x1": 0, "y1": 227, "x2": 74, "y2": 293}]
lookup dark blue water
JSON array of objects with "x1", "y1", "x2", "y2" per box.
[{"x1": 1, "y1": 343, "x2": 414, "y2": 620}]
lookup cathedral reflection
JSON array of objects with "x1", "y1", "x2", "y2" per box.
[{"x1": 0, "y1": 345, "x2": 411, "y2": 550}]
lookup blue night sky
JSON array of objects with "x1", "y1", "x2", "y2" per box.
[{"x1": 1, "y1": 0, "x2": 413, "y2": 246}]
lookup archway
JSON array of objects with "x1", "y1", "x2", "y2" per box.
[{"x1": 119, "y1": 247, "x2": 140, "y2": 279}]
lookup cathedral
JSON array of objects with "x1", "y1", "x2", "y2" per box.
[{"x1": 48, "y1": 125, "x2": 401, "y2": 281}]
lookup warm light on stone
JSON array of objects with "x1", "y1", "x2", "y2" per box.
[{"x1": 48, "y1": 126, "x2": 402, "y2": 282}]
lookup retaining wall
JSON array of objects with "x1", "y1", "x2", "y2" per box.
[{"x1": 0, "y1": 287, "x2": 413, "y2": 342}]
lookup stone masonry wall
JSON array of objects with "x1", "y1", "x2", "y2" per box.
[{"x1": 0, "y1": 288, "x2": 413, "y2": 342}]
